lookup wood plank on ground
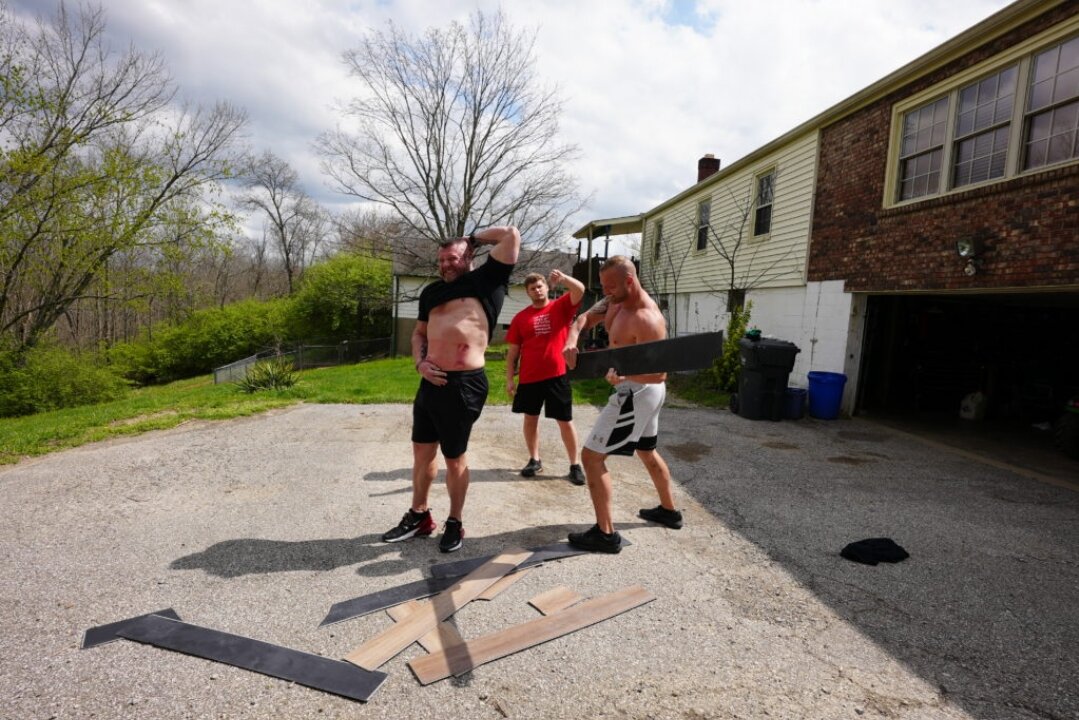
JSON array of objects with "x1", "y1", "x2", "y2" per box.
[
  {"x1": 408, "y1": 585, "x2": 655, "y2": 685},
  {"x1": 386, "y1": 601, "x2": 465, "y2": 654},
  {"x1": 477, "y1": 566, "x2": 532, "y2": 600},
  {"x1": 528, "y1": 586, "x2": 583, "y2": 615},
  {"x1": 344, "y1": 547, "x2": 530, "y2": 671}
]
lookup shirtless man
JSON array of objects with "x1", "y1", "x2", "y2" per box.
[
  {"x1": 381, "y1": 226, "x2": 520, "y2": 553},
  {"x1": 562, "y1": 256, "x2": 682, "y2": 553}
]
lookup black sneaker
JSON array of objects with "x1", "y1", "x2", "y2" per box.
[
  {"x1": 520, "y1": 458, "x2": 542, "y2": 477},
  {"x1": 568, "y1": 464, "x2": 585, "y2": 486},
  {"x1": 439, "y1": 517, "x2": 464, "y2": 553},
  {"x1": 567, "y1": 524, "x2": 622, "y2": 554},
  {"x1": 639, "y1": 505, "x2": 683, "y2": 529},
  {"x1": 381, "y1": 509, "x2": 436, "y2": 543}
]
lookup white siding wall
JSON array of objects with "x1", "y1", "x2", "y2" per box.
[
  {"x1": 642, "y1": 130, "x2": 818, "y2": 329},
  {"x1": 668, "y1": 281, "x2": 861, "y2": 414}
]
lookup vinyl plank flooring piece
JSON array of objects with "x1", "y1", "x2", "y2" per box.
[
  {"x1": 319, "y1": 575, "x2": 459, "y2": 627},
  {"x1": 344, "y1": 547, "x2": 531, "y2": 671},
  {"x1": 82, "y1": 608, "x2": 181, "y2": 649},
  {"x1": 321, "y1": 540, "x2": 632, "y2": 627},
  {"x1": 386, "y1": 601, "x2": 465, "y2": 653},
  {"x1": 117, "y1": 614, "x2": 388, "y2": 703},
  {"x1": 477, "y1": 566, "x2": 532, "y2": 601},
  {"x1": 429, "y1": 539, "x2": 631, "y2": 579},
  {"x1": 528, "y1": 586, "x2": 583, "y2": 615},
  {"x1": 409, "y1": 585, "x2": 655, "y2": 685},
  {"x1": 566, "y1": 331, "x2": 724, "y2": 380}
]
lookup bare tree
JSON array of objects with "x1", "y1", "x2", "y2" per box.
[
  {"x1": 0, "y1": 2, "x2": 246, "y2": 353},
  {"x1": 317, "y1": 9, "x2": 586, "y2": 250},
  {"x1": 242, "y1": 151, "x2": 329, "y2": 294}
]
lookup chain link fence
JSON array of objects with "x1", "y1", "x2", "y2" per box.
[{"x1": 212, "y1": 337, "x2": 392, "y2": 384}]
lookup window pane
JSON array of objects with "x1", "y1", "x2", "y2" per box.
[
  {"x1": 1055, "y1": 67, "x2": 1079, "y2": 105},
  {"x1": 1047, "y1": 133, "x2": 1072, "y2": 163},
  {"x1": 927, "y1": 170, "x2": 941, "y2": 194},
  {"x1": 1060, "y1": 36, "x2": 1079, "y2": 72},
  {"x1": 754, "y1": 206, "x2": 771, "y2": 236},
  {"x1": 1032, "y1": 46, "x2": 1059, "y2": 84},
  {"x1": 957, "y1": 110, "x2": 974, "y2": 137},
  {"x1": 1029, "y1": 111, "x2": 1052, "y2": 141},
  {"x1": 1030, "y1": 79, "x2": 1053, "y2": 111},
  {"x1": 1052, "y1": 102, "x2": 1079, "y2": 135},
  {"x1": 999, "y1": 65, "x2": 1018, "y2": 94},
  {"x1": 1026, "y1": 138, "x2": 1048, "y2": 167}
]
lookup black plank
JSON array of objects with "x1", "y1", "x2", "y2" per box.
[
  {"x1": 429, "y1": 540, "x2": 632, "y2": 579},
  {"x1": 82, "y1": 608, "x2": 181, "y2": 649},
  {"x1": 117, "y1": 614, "x2": 387, "y2": 703},
  {"x1": 320, "y1": 539, "x2": 633, "y2": 626},
  {"x1": 566, "y1": 331, "x2": 724, "y2": 380},
  {"x1": 319, "y1": 575, "x2": 459, "y2": 627}
]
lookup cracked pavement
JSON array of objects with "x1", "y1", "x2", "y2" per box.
[{"x1": 0, "y1": 402, "x2": 1076, "y2": 719}]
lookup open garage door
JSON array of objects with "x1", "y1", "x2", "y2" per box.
[{"x1": 856, "y1": 293, "x2": 1079, "y2": 464}]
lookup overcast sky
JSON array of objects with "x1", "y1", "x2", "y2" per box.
[{"x1": 10, "y1": 0, "x2": 1013, "y2": 252}]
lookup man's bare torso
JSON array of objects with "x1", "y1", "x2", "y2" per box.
[
  {"x1": 426, "y1": 297, "x2": 488, "y2": 370},
  {"x1": 604, "y1": 299, "x2": 667, "y2": 384}
]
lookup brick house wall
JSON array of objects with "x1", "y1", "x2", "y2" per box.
[{"x1": 809, "y1": 3, "x2": 1079, "y2": 292}]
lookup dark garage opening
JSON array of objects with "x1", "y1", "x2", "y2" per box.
[{"x1": 856, "y1": 292, "x2": 1079, "y2": 478}]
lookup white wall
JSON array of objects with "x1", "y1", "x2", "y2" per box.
[{"x1": 667, "y1": 280, "x2": 862, "y2": 414}]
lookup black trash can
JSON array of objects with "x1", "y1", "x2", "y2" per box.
[{"x1": 736, "y1": 336, "x2": 801, "y2": 421}]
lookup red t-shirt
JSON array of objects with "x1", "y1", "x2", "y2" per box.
[{"x1": 506, "y1": 293, "x2": 581, "y2": 384}]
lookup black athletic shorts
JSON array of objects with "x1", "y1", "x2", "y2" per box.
[
  {"x1": 511, "y1": 374, "x2": 572, "y2": 421},
  {"x1": 411, "y1": 369, "x2": 489, "y2": 459}
]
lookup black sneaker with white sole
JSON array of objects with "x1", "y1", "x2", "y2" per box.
[
  {"x1": 520, "y1": 458, "x2": 542, "y2": 477},
  {"x1": 567, "y1": 524, "x2": 622, "y2": 554},
  {"x1": 381, "y1": 509, "x2": 436, "y2": 543},
  {"x1": 638, "y1": 505, "x2": 683, "y2": 529},
  {"x1": 439, "y1": 517, "x2": 464, "y2": 553}
]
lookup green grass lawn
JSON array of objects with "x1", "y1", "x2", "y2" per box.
[{"x1": 0, "y1": 356, "x2": 725, "y2": 465}]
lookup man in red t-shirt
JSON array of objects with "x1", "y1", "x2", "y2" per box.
[{"x1": 506, "y1": 269, "x2": 586, "y2": 485}]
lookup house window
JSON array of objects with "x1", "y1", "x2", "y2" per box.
[
  {"x1": 695, "y1": 199, "x2": 710, "y2": 251},
  {"x1": 889, "y1": 27, "x2": 1079, "y2": 205},
  {"x1": 898, "y1": 97, "x2": 948, "y2": 200},
  {"x1": 952, "y1": 65, "x2": 1017, "y2": 187},
  {"x1": 753, "y1": 171, "x2": 775, "y2": 236},
  {"x1": 652, "y1": 219, "x2": 663, "y2": 261},
  {"x1": 1024, "y1": 35, "x2": 1079, "y2": 170}
]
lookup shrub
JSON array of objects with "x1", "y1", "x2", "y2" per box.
[
  {"x1": 712, "y1": 300, "x2": 752, "y2": 392},
  {"x1": 0, "y1": 344, "x2": 129, "y2": 417},
  {"x1": 289, "y1": 253, "x2": 392, "y2": 341},
  {"x1": 235, "y1": 357, "x2": 298, "y2": 393}
]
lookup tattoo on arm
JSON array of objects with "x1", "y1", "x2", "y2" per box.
[{"x1": 586, "y1": 297, "x2": 609, "y2": 317}]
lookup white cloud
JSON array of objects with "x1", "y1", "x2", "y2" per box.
[{"x1": 8, "y1": 0, "x2": 1014, "y2": 251}]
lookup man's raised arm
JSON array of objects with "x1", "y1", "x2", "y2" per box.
[
  {"x1": 470, "y1": 226, "x2": 520, "y2": 265},
  {"x1": 562, "y1": 297, "x2": 607, "y2": 369}
]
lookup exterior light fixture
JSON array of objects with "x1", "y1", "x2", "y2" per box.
[{"x1": 956, "y1": 237, "x2": 984, "y2": 276}]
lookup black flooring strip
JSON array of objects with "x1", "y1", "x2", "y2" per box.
[
  {"x1": 82, "y1": 608, "x2": 181, "y2": 649},
  {"x1": 320, "y1": 540, "x2": 634, "y2": 627},
  {"x1": 566, "y1": 331, "x2": 724, "y2": 379},
  {"x1": 117, "y1": 614, "x2": 387, "y2": 703},
  {"x1": 319, "y1": 575, "x2": 459, "y2": 627},
  {"x1": 429, "y1": 540, "x2": 631, "y2": 579}
]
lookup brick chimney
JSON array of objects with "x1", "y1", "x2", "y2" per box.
[{"x1": 698, "y1": 153, "x2": 720, "y2": 182}]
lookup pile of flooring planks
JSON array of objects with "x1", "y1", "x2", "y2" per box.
[{"x1": 82, "y1": 543, "x2": 654, "y2": 702}]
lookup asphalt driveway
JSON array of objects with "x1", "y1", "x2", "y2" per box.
[{"x1": 1, "y1": 402, "x2": 1076, "y2": 719}]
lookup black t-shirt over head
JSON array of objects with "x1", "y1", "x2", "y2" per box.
[{"x1": 417, "y1": 255, "x2": 514, "y2": 339}]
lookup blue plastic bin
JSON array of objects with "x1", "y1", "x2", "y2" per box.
[{"x1": 807, "y1": 371, "x2": 847, "y2": 420}]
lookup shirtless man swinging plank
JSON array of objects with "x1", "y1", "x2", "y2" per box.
[{"x1": 562, "y1": 256, "x2": 683, "y2": 554}]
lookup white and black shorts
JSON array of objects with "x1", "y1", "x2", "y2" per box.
[{"x1": 584, "y1": 381, "x2": 665, "y2": 457}]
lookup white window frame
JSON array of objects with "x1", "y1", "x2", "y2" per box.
[
  {"x1": 652, "y1": 218, "x2": 663, "y2": 261},
  {"x1": 884, "y1": 18, "x2": 1079, "y2": 208},
  {"x1": 695, "y1": 199, "x2": 711, "y2": 252},
  {"x1": 752, "y1": 168, "x2": 776, "y2": 238}
]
